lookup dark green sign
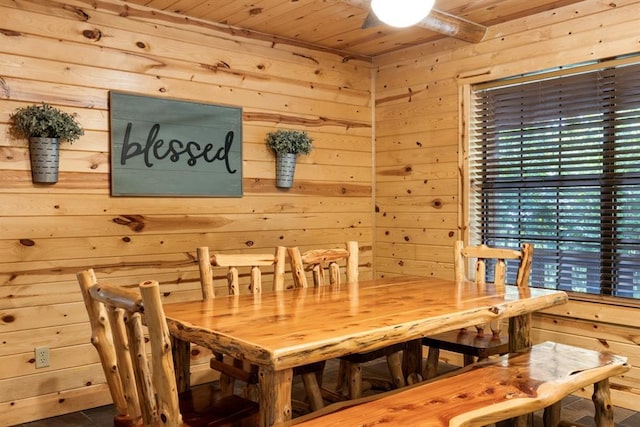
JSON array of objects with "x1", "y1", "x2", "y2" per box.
[{"x1": 110, "y1": 92, "x2": 242, "y2": 197}]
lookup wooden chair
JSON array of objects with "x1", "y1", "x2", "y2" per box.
[
  {"x1": 76, "y1": 269, "x2": 258, "y2": 427},
  {"x1": 288, "y1": 241, "x2": 406, "y2": 401},
  {"x1": 197, "y1": 246, "x2": 325, "y2": 413},
  {"x1": 422, "y1": 240, "x2": 534, "y2": 379}
]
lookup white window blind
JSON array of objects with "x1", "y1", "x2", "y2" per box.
[{"x1": 470, "y1": 61, "x2": 640, "y2": 299}]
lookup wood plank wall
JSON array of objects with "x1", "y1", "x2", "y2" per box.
[
  {"x1": 373, "y1": 0, "x2": 640, "y2": 411},
  {"x1": 0, "y1": 0, "x2": 373, "y2": 424}
]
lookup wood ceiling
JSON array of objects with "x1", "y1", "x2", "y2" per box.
[{"x1": 125, "y1": 0, "x2": 585, "y2": 58}]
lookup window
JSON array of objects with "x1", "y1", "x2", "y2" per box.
[{"x1": 469, "y1": 59, "x2": 640, "y2": 299}]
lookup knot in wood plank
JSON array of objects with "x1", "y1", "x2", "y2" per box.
[{"x1": 82, "y1": 29, "x2": 102, "y2": 41}]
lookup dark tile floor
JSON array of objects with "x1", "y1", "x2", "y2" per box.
[
  {"x1": 14, "y1": 359, "x2": 640, "y2": 426},
  {"x1": 15, "y1": 396, "x2": 640, "y2": 427}
]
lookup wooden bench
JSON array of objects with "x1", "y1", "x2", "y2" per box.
[{"x1": 286, "y1": 341, "x2": 629, "y2": 427}]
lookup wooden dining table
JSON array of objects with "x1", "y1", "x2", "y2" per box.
[{"x1": 162, "y1": 275, "x2": 568, "y2": 426}]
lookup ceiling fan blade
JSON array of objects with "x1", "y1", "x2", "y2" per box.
[
  {"x1": 338, "y1": 0, "x2": 487, "y2": 43},
  {"x1": 361, "y1": 12, "x2": 381, "y2": 29},
  {"x1": 415, "y1": 9, "x2": 487, "y2": 43}
]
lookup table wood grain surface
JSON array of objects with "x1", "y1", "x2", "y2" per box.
[{"x1": 163, "y1": 275, "x2": 568, "y2": 426}]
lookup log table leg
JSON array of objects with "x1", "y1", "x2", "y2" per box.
[
  {"x1": 171, "y1": 336, "x2": 191, "y2": 393},
  {"x1": 259, "y1": 367, "x2": 293, "y2": 426},
  {"x1": 593, "y1": 378, "x2": 614, "y2": 427},
  {"x1": 508, "y1": 313, "x2": 531, "y2": 352},
  {"x1": 507, "y1": 313, "x2": 536, "y2": 427}
]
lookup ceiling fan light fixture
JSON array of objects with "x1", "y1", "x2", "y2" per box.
[{"x1": 371, "y1": 0, "x2": 435, "y2": 28}]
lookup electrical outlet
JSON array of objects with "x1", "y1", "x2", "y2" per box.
[{"x1": 35, "y1": 346, "x2": 50, "y2": 368}]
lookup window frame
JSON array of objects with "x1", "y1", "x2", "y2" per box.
[{"x1": 461, "y1": 56, "x2": 640, "y2": 306}]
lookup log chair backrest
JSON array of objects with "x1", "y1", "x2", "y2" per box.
[
  {"x1": 197, "y1": 246, "x2": 287, "y2": 296},
  {"x1": 288, "y1": 241, "x2": 359, "y2": 288},
  {"x1": 77, "y1": 269, "x2": 182, "y2": 426},
  {"x1": 453, "y1": 241, "x2": 533, "y2": 339},
  {"x1": 77, "y1": 269, "x2": 142, "y2": 426},
  {"x1": 454, "y1": 240, "x2": 533, "y2": 288}
]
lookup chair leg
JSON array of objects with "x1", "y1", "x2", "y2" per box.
[
  {"x1": 218, "y1": 356, "x2": 241, "y2": 396},
  {"x1": 543, "y1": 402, "x2": 561, "y2": 427},
  {"x1": 347, "y1": 362, "x2": 363, "y2": 399},
  {"x1": 335, "y1": 359, "x2": 349, "y2": 396},
  {"x1": 114, "y1": 415, "x2": 135, "y2": 427},
  {"x1": 243, "y1": 383, "x2": 260, "y2": 402},
  {"x1": 301, "y1": 372, "x2": 324, "y2": 411},
  {"x1": 463, "y1": 354, "x2": 475, "y2": 366},
  {"x1": 315, "y1": 361, "x2": 326, "y2": 387},
  {"x1": 219, "y1": 372, "x2": 235, "y2": 396},
  {"x1": 496, "y1": 415, "x2": 531, "y2": 427},
  {"x1": 242, "y1": 361, "x2": 260, "y2": 402},
  {"x1": 402, "y1": 339, "x2": 423, "y2": 384},
  {"x1": 423, "y1": 347, "x2": 440, "y2": 380}
]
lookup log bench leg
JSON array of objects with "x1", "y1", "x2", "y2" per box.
[{"x1": 593, "y1": 378, "x2": 614, "y2": 427}]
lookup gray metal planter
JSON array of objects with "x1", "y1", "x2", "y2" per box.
[
  {"x1": 29, "y1": 137, "x2": 60, "y2": 184},
  {"x1": 276, "y1": 153, "x2": 297, "y2": 188}
]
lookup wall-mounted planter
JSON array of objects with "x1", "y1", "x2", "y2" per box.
[
  {"x1": 9, "y1": 103, "x2": 84, "y2": 185},
  {"x1": 29, "y1": 137, "x2": 60, "y2": 184},
  {"x1": 265, "y1": 129, "x2": 313, "y2": 190},
  {"x1": 276, "y1": 153, "x2": 297, "y2": 188}
]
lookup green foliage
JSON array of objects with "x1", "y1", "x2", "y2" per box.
[
  {"x1": 265, "y1": 129, "x2": 313, "y2": 155},
  {"x1": 10, "y1": 103, "x2": 84, "y2": 143}
]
